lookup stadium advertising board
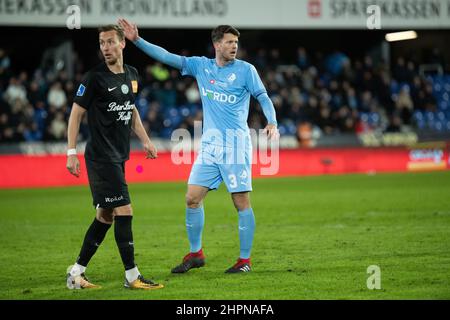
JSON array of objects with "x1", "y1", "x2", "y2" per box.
[
  {"x1": 1, "y1": 0, "x2": 450, "y2": 28},
  {"x1": 448, "y1": 142, "x2": 450, "y2": 169},
  {"x1": 2, "y1": 147, "x2": 448, "y2": 188},
  {"x1": 407, "y1": 148, "x2": 447, "y2": 171},
  {"x1": 406, "y1": 142, "x2": 449, "y2": 171}
]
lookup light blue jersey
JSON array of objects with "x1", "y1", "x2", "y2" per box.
[
  {"x1": 181, "y1": 57, "x2": 269, "y2": 149},
  {"x1": 182, "y1": 57, "x2": 263, "y2": 192},
  {"x1": 133, "y1": 38, "x2": 277, "y2": 192}
]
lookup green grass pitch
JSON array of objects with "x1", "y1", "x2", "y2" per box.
[{"x1": 0, "y1": 171, "x2": 449, "y2": 299}]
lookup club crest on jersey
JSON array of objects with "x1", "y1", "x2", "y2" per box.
[
  {"x1": 76, "y1": 84, "x2": 86, "y2": 96},
  {"x1": 227, "y1": 73, "x2": 236, "y2": 83},
  {"x1": 121, "y1": 84, "x2": 129, "y2": 94}
]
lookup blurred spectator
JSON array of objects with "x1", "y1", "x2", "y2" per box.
[
  {"x1": 335, "y1": 106, "x2": 356, "y2": 133},
  {"x1": 0, "y1": 113, "x2": 11, "y2": 141},
  {"x1": 395, "y1": 85, "x2": 414, "y2": 124},
  {"x1": 33, "y1": 101, "x2": 48, "y2": 134},
  {"x1": 296, "y1": 47, "x2": 310, "y2": 70},
  {"x1": 385, "y1": 114, "x2": 402, "y2": 133},
  {"x1": 136, "y1": 88, "x2": 151, "y2": 120},
  {"x1": 27, "y1": 80, "x2": 45, "y2": 105},
  {"x1": 150, "y1": 62, "x2": 170, "y2": 82},
  {"x1": 297, "y1": 122, "x2": 313, "y2": 147},
  {"x1": 253, "y1": 48, "x2": 268, "y2": 70},
  {"x1": 236, "y1": 47, "x2": 248, "y2": 61},
  {"x1": 360, "y1": 90, "x2": 375, "y2": 112},
  {"x1": 185, "y1": 82, "x2": 200, "y2": 104},
  {"x1": 393, "y1": 57, "x2": 409, "y2": 83},
  {"x1": 0, "y1": 48, "x2": 11, "y2": 83},
  {"x1": 268, "y1": 49, "x2": 282, "y2": 67},
  {"x1": 48, "y1": 111, "x2": 67, "y2": 140},
  {"x1": 428, "y1": 48, "x2": 445, "y2": 67},
  {"x1": 376, "y1": 71, "x2": 395, "y2": 115},
  {"x1": 3, "y1": 77, "x2": 27, "y2": 106},
  {"x1": 23, "y1": 122, "x2": 43, "y2": 141},
  {"x1": 317, "y1": 105, "x2": 334, "y2": 135},
  {"x1": 405, "y1": 61, "x2": 416, "y2": 83},
  {"x1": 345, "y1": 87, "x2": 358, "y2": 110},
  {"x1": 156, "y1": 81, "x2": 177, "y2": 107},
  {"x1": 421, "y1": 83, "x2": 437, "y2": 112},
  {"x1": 301, "y1": 66, "x2": 316, "y2": 92},
  {"x1": 146, "y1": 101, "x2": 164, "y2": 134},
  {"x1": 325, "y1": 51, "x2": 350, "y2": 76},
  {"x1": 65, "y1": 81, "x2": 75, "y2": 102},
  {"x1": 47, "y1": 82, "x2": 67, "y2": 110}
]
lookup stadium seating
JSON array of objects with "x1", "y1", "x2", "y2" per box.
[{"x1": 1, "y1": 48, "x2": 450, "y2": 143}]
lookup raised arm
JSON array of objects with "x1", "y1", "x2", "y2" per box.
[{"x1": 118, "y1": 18, "x2": 183, "y2": 70}]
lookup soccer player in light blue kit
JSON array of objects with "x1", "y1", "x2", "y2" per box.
[{"x1": 119, "y1": 18, "x2": 279, "y2": 273}]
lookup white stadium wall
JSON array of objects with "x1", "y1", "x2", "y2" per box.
[{"x1": 0, "y1": 0, "x2": 450, "y2": 29}]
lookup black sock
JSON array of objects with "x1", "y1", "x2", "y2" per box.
[
  {"x1": 76, "y1": 218, "x2": 112, "y2": 267},
  {"x1": 114, "y1": 216, "x2": 136, "y2": 270}
]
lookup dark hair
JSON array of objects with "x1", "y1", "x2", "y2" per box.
[
  {"x1": 211, "y1": 25, "x2": 240, "y2": 43},
  {"x1": 98, "y1": 24, "x2": 125, "y2": 41}
]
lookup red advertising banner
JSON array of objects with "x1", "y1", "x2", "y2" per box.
[{"x1": 0, "y1": 147, "x2": 448, "y2": 189}]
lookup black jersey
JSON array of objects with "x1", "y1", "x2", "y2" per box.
[{"x1": 74, "y1": 62, "x2": 139, "y2": 163}]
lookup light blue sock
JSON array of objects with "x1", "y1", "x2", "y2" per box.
[
  {"x1": 186, "y1": 206, "x2": 205, "y2": 253},
  {"x1": 238, "y1": 208, "x2": 256, "y2": 259}
]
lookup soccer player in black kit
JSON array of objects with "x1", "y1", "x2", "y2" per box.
[{"x1": 65, "y1": 25, "x2": 163, "y2": 290}]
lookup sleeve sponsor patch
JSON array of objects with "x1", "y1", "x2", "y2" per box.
[
  {"x1": 131, "y1": 80, "x2": 138, "y2": 93},
  {"x1": 76, "y1": 84, "x2": 86, "y2": 96}
]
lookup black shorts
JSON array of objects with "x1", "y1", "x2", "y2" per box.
[{"x1": 85, "y1": 159, "x2": 131, "y2": 209}]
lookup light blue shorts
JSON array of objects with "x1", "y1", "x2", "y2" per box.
[{"x1": 188, "y1": 143, "x2": 252, "y2": 193}]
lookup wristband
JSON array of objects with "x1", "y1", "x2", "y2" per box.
[{"x1": 67, "y1": 148, "x2": 77, "y2": 156}]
